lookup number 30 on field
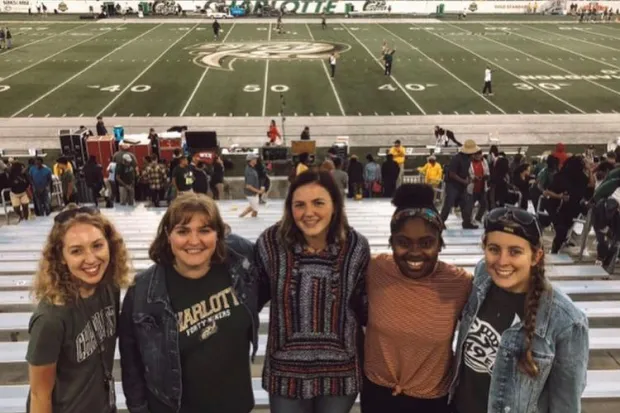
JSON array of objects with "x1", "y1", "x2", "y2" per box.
[{"x1": 243, "y1": 84, "x2": 290, "y2": 92}]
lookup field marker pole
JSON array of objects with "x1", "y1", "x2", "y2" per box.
[
  {"x1": 261, "y1": 22, "x2": 272, "y2": 117},
  {"x1": 1, "y1": 24, "x2": 128, "y2": 83},
  {"x1": 513, "y1": 26, "x2": 620, "y2": 71},
  {"x1": 379, "y1": 24, "x2": 506, "y2": 115},
  {"x1": 305, "y1": 23, "x2": 346, "y2": 116},
  {"x1": 11, "y1": 24, "x2": 163, "y2": 118},
  {"x1": 525, "y1": 25, "x2": 620, "y2": 53},
  {"x1": 445, "y1": 23, "x2": 620, "y2": 99},
  {"x1": 341, "y1": 23, "x2": 427, "y2": 115},
  {"x1": 180, "y1": 23, "x2": 237, "y2": 117},
  {"x1": 1, "y1": 23, "x2": 91, "y2": 57},
  {"x1": 97, "y1": 23, "x2": 201, "y2": 117},
  {"x1": 423, "y1": 28, "x2": 586, "y2": 114}
]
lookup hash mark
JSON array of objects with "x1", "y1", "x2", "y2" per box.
[
  {"x1": 79, "y1": 113, "x2": 83, "y2": 117},
  {"x1": 518, "y1": 110, "x2": 523, "y2": 114},
  {"x1": 454, "y1": 111, "x2": 459, "y2": 115},
  {"x1": 27, "y1": 114, "x2": 33, "y2": 118},
  {"x1": 146, "y1": 113, "x2": 150, "y2": 117},
  {"x1": 406, "y1": 111, "x2": 411, "y2": 115},
  {"x1": 597, "y1": 110, "x2": 603, "y2": 114},
  {"x1": 486, "y1": 111, "x2": 491, "y2": 114},
  {"x1": 549, "y1": 110, "x2": 554, "y2": 114},
  {"x1": 61, "y1": 113, "x2": 66, "y2": 117},
  {"x1": 113, "y1": 113, "x2": 117, "y2": 117},
  {"x1": 534, "y1": 110, "x2": 539, "y2": 114},
  {"x1": 44, "y1": 114, "x2": 50, "y2": 118},
  {"x1": 565, "y1": 110, "x2": 571, "y2": 114},
  {"x1": 163, "y1": 113, "x2": 167, "y2": 117},
  {"x1": 374, "y1": 112, "x2": 378, "y2": 116},
  {"x1": 213, "y1": 113, "x2": 216, "y2": 116},
  {"x1": 470, "y1": 111, "x2": 475, "y2": 115}
]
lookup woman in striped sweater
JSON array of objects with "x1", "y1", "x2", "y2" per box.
[
  {"x1": 362, "y1": 184, "x2": 473, "y2": 413},
  {"x1": 256, "y1": 170, "x2": 371, "y2": 413}
]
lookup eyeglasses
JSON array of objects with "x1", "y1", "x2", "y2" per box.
[
  {"x1": 54, "y1": 206, "x2": 99, "y2": 224},
  {"x1": 485, "y1": 207, "x2": 542, "y2": 241}
]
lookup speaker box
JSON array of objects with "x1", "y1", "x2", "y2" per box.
[
  {"x1": 291, "y1": 140, "x2": 316, "y2": 155},
  {"x1": 262, "y1": 147, "x2": 289, "y2": 161},
  {"x1": 185, "y1": 131, "x2": 217, "y2": 150},
  {"x1": 59, "y1": 133, "x2": 87, "y2": 169}
]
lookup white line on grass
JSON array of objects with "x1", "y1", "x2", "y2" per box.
[
  {"x1": 98, "y1": 23, "x2": 199, "y2": 116},
  {"x1": 526, "y1": 25, "x2": 620, "y2": 53},
  {"x1": 180, "y1": 23, "x2": 237, "y2": 116},
  {"x1": 305, "y1": 23, "x2": 346, "y2": 116},
  {"x1": 1, "y1": 25, "x2": 127, "y2": 83},
  {"x1": 341, "y1": 23, "x2": 426, "y2": 115},
  {"x1": 575, "y1": 27, "x2": 620, "y2": 41},
  {"x1": 1, "y1": 23, "x2": 90, "y2": 57},
  {"x1": 423, "y1": 29, "x2": 585, "y2": 114},
  {"x1": 11, "y1": 24, "x2": 163, "y2": 118},
  {"x1": 379, "y1": 24, "x2": 506, "y2": 114},
  {"x1": 513, "y1": 26, "x2": 620, "y2": 70},
  {"x1": 446, "y1": 23, "x2": 620, "y2": 98},
  {"x1": 261, "y1": 23, "x2": 272, "y2": 117}
]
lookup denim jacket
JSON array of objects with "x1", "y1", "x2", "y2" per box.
[
  {"x1": 448, "y1": 260, "x2": 589, "y2": 413},
  {"x1": 118, "y1": 234, "x2": 261, "y2": 413}
]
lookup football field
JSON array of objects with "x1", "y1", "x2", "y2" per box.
[{"x1": 0, "y1": 19, "x2": 620, "y2": 118}]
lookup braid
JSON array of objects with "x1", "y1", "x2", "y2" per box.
[{"x1": 518, "y1": 260, "x2": 548, "y2": 378}]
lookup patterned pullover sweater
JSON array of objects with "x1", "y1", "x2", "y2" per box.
[{"x1": 255, "y1": 224, "x2": 370, "y2": 399}]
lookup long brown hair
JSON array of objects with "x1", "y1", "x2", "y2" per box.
[
  {"x1": 149, "y1": 193, "x2": 227, "y2": 266},
  {"x1": 33, "y1": 208, "x2": 131, "y2": 306}
]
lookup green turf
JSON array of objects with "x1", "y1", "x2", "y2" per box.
[{"x1": 0, "y1": 21, "x2": 619, "y2": 117}]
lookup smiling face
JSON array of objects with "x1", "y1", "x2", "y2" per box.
[
  {"x1": 391, "y1": 218, "x2": 441, "y2": 279},
  {"x1": 484, "y1": 231, "x2": 543, "y2": 293},
  {"x1": 292, "y1": 183, "x2": 334, "y2": 244},
  {"x1": 61, "y1": 223, "x2": 110, "y2": 294},
  {"x1": 168, "y1": 213, "x2": 218, "y2": 276}
]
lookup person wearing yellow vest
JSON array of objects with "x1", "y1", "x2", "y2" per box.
[
  {"x1": 417, "y1": 155, "x2": 443, "y2": 187},
  {"x1": 389, "y1": 140, "x2": 406, "y2": 187}
]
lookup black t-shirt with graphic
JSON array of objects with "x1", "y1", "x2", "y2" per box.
[
  {"x1": 165, "y1": 264, "x2": 253, "y2": 413},
  {"x1": 26, "y1": 283, "x2": 119, "y2": 413},
  {"x1": 173, "y1": 166, "x2": 194, "y2": 192},
  {"x1": 454, "y1": 283, "x2": 526, "y2": 413}
]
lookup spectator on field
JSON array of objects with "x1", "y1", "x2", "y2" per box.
[
  {"x1": 239, "y1": 153, "x2": 262, "y2": 218},
  {"x1": 115, "y1": 154, "x2": 136, "y2": 206},
  {"x1": 468, "y1": 150, "x2": 489, "y2": 223},
  {"x1": 300, "y1": 126, "x2": 311, "y2": 140},
  {"x1": 347, "y1": 155, "x2": 364, "y2": 199},
  {"x1": 5, "y1": 27, "x2": 11, "y2": 49},
  {"x1": 417, "y1": 155, "x2": 443, "y2": 187},
  {"x1": 0, "y1": 28, "x2": 5, "y2": 50},
  {"x1": 57, "y1": 158, "x2": 76, "y2": 206},
  {"x1": 192, "y1": 161, "x2": 210, "y2": 195},
  {"x1": 267, "y1": 119, "x2": 282, "y2": 146},
  {"x1": 210, "y1": 155, "x2": 225, "y2": 200},
  {"x1": 381, "y1": 153, "x2": 400, "y2": 198},
  {"x1": 27, "y1": 205, "x2": 130, "y2": 413},
  {"x1": 389, "y1": 140, "x2": 406, "y2": 187},
  {"x1": 332, "y1": 157, "x2": 348, "y2": 199},
  {"x1": 83, "y1": 156, "x2": 104, "y2": 207},
  {"x1": 95, "y1": 116, "x2": 108, "y2": 136},
  {"x1": 551, "y1": 142, "x2": 569, "y2": 168},
  {"x1": 8, "y1": 162, "x2": 30, "y2": 222},
  {"x1": 143, "y1": 155, "x2": 167, "y2": 207},
  {"x1": 364, "y1": 154, "x2": 382, "y2": 197},
  {"x1": 172, "y1": 156, "x2": 194, "y2": 197},
  {"x1": 30, "y1": 157, "x2": 52, "y2": 216},
  {"x1": 362, "y1": 184, "x2": 471, "y2": 413},
  {"x1": 255, "y1": 170, "x2": 370, "y2": 413},
  {"x1": 119, "y1": 194, "x2": 259, "y2": 413}
]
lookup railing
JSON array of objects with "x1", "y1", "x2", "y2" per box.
[{"x1": 1, "y1": 188, "x2": 10, "y2": 225}]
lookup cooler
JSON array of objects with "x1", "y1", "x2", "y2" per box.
[
  {"x1": 86, "y1": 136, "x2": 115, "y2": 177},
  {"x1": 158, "y1": 132, "x2": 183, "y2": 162},
  {"x1": 113, "y1": 126, "x2": 124, "y2": 142}
]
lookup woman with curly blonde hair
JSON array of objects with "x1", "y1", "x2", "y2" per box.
[{"x1": 27, "y1": 205, "x2": 131, "y2": 413}]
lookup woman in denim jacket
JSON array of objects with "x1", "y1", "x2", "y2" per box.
[
  {"x1": 119, "y1": 193, "x2": 261, "y2": 413},
  {"x1": 449, "y1": 207, "x2": 589, "y2": 413}
]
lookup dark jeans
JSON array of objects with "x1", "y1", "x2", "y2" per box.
[
  {"x1": 33, "y1": 188, "x2": 51, "y2": 216},
  {"x1": 269, "y1": 394, "x2": 357, "y2": 413},
  {"x1": 150, "y1": 187, "x2": 161, "y2": 207},
  {"x1": 552, "y1": 212, "x2": 576, "y2": 253},
  {"x1": 440, "y1": 183, "x2": 474, "y2": 226},
  {"x1": 473, "y1": 190, "x2": 487, "y2": 221},
  {"x1": 361, "y1": 376, "x2": 450, "y2": 413},
  {"x1": 483, "y1": 81, "x2": 492, "y2": 94}
]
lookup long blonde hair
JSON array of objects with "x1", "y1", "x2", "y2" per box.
[{"x1": 32, "y1": 207, "x2": 131, "y2": 305}]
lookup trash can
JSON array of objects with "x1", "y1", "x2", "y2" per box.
[
  {"x1": 345, "y1": 3, "x2": 354, "y2": 14},
  {"x1": 437, "y1": 3, "x2": 445, "y2": 16},
  {"x1": 140, "y1": 2, "x2": 151, "y2": 15},
  {"x1": 113, "y1": 126, "x2": 124, "y2": 142}
]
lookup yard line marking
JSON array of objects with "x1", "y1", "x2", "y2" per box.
[
  {"x1": 527, "y1": 25, "x2": 620, "y2": 52},
  {"x1": 11, "y1": 24, "x2": 163, "y2": 118},
  {"x1": 534, "y1": 110, "x2": 539, "y2": 114},
  {"x1": 453, "y1": 24, "x2": 620, "y2": 98},
  {"x1": 380, "y1": 25, "x2": 506, "y2": 114},
  {"x1": 471, "y1": 110, "x2": 475, "y2": 114},
  {"x1": 146, "y1": 113, "x2": 150, "y2": 117},
  {"x1": 510, "y1": 26, "x2": 620, "y2": 70},
  {"x1": 44, "y1": 114, "x2": 50, "y2": 118},
  {"x1": 98, "y1": 23, "x2": 197, "y2": 117},
  {"x1": 163, "y1": 113, "x2": 167, "y2": 117},
  {"x1": 79, "y1": 113, "x2": 83, "y2": 117},
  {"x1": 262, "y1": 23, "x2": 273, "y2": 117},
  {"x1": 129, "y1": 113, "x2": 134, "y2": 117},
  {"x1": 518, "y1": 111, "x2": 523, "y2": 114},
  {"x1": 27, "y1": 114, "x2": 33, "y2": 118},
  {"x1": 358, "y1": 112, "x2": 362, "y2": 116},
  {"x1": 597, "y1": 110, "x2": 603, "y2": 114},
  {"x1": 113, "y1": 113, "x2": 117, "y2": 117},
  {"x1": 344, "y1": 24, "x2": 426, "y2": 115},
  {"x1": 431, "y1": 26, "x2": 585, "y2": 114},
  {"x1": 406, "y1": 111, "x2": 411, "y2": 115},
  {"x1": 305, "y1": 23, "x2": 346, "y2": 116},
  {"x1": 549, "y1": 110, "x2": 554, "y2": 114},
  {"x1": 2, "y1": 23, "x2": 90, "y2": 56},
  {"x1": 180, "y1": 23, "x2": 236, "y2": 116},
  {"x1": 1, "y1": 25, "x2": 126, "y2": 83},
  {"x1": 565, "y1": 110, "x2": 570, "y2": 114}
]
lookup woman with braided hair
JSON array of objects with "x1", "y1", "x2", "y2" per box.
[{"x1": 449, "y1": 207, "x2": 589, "y2": 413}]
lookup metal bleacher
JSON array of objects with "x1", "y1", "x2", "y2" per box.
[{"x1": 0, "y1": 200, "x2": 618, "y2": 412}]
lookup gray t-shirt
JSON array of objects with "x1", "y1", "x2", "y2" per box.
[
  {"x1": 332, "y1": 169, "x2": 348, "y2": 197},
  {"x1": 244, "y1": 165, "x2": 259, "y2": 197},
  {"x1": 26, "y1": 283, "x2": 119, "y2": 413}
]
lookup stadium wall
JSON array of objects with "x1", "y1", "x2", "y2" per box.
[{"x1": 3, "y1": 0, "x2": 620, "y2": 15}]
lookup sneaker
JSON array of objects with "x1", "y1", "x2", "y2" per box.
[{"x1": 462, "y1": 223, "x2": 479, "y2": 229}]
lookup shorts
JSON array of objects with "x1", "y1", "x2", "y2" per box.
[
  {"x1": 246, "y1": 195, "x2": 260, "y2": 211},
  {"x1": 10, "y1": 191, "x2": 30, "y2": 208}
]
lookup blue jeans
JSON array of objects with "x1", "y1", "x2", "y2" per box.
[
  {"x1": 269, "y1": 394, "x2": 357, "y2": 413},
  {"x1": 33, "y1": 188, "x2": 50, "y2": 216}
]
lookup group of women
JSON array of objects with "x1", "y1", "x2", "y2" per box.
[{"x1": 26, "y1": 169, "x2": 589, "y2": 413}]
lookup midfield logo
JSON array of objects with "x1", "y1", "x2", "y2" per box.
[{"x1": 186, "y1": 41, "x2": 350, "y2": 71}]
